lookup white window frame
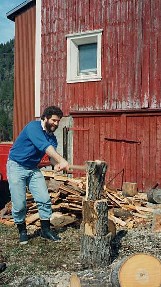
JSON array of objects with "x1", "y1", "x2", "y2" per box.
[{"x1": 66, "y1": 29, "x2": 103, "y2": 83}]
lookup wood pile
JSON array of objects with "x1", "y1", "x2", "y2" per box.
[{"x1": 0, "y1": 170, "x2": 158, "y2": 230}]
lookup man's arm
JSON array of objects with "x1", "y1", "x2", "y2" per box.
[{"x1": 45, "y1": 145, "x2": 69, "y2": 172}]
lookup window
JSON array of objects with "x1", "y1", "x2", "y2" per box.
[{"x1": 66, "y1": 29, "x2": 102, "y2": 83}]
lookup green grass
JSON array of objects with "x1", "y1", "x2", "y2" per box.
[{"x1": 0, "y1": 223, "x2": 81, "y2": 286}]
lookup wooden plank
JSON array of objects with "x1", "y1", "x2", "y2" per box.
[{"x1": 26, "y1": 213, "x2": 39, "y2": 225}]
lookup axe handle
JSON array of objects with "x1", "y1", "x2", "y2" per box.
[{"x1": 69, "y1": 164, "x2": 86, "y2": 171}]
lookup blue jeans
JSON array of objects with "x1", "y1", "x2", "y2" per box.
[{"x1": 7, "y1": 159, "x2": 52, "y2": 224}]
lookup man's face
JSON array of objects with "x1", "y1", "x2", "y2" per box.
[{"x1": 44, "y1": 115, "x2": 61, "y2": 133}]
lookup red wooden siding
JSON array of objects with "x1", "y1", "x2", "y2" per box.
[
  {"x1": 72, "y1": 112, "x2": 161, "y2": 192},
  {"x1": 41, "y1": 0, "x2": 161, "y2": 115},
  {"x1": 13, "y1": 4, "x2": 36, "y2": 139}
]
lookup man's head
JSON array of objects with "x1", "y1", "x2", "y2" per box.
[{"x1": 41, "y1": 106, "x2": 63, "y2": 133}]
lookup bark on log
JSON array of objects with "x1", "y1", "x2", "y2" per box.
[
  {"x1": 81, "y1": 160, "x2": 111, "y2": 268},
  {"x1": 110, "y1": 253, "x2": 161, "y2": 287},
  {"x1": 80, "y1": 233, "x2": 111, "y2": 268},
  {"x1": 147, "y1": 188, "x2": 161, "y2": 204},
  {"x1": 86, "y1": 160, "x2": 108, "y2": 200},
  {"x1": 152, "y1": 209, "x2": 161, "y2": 232}
]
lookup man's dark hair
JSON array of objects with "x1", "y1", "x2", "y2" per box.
[{"x1": 41, "y1": 106, "x2": 63, "y2": 120}]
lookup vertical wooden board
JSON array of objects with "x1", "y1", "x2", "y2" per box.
[
  {"x1": 149, "y1": 0, "x2": 159, "y2": 108},
  {"x1": 155, "y1": 0, "x2": 161, "y2": 107},
  {"x1": 95, "y1": 82, "x2": 103, "y2": 111},
  {"x1": 78, "y1": 83, "x2": 85, "y2": 110},
  {"x1": 78, "y1": 117, "x2": 84, "y2": 164},
  {"x1": 129, "y1": 117, "x2": 137, "y2": 183},
  {"x1": 136, "y1": 116, "x2": 144, "y2": 191},
  {"x1": 83, "y1": 117, "x2": 89, "y2": 164},
  {"x1": 125, "y1": 117, "x2": 131, "y2": 183},
  {"x1": 120, "y1": 115, "x2": 126, "y2": 182},
  {"x1": 115, "y1": 116, "x2": 123, "y2": 189},
  {"x1": 72, "y1": 85, "x2": 79, "y2": 111},
  {"x1": 73, "y1": 118, "x2": 79, "y2": 166},
  {"x1": 93, "y1": 117, "x2": 100, "y2": 161},
  {"x1": 100, "y1": 117, "x2": 105, "y2": 160},
  {"x1": 140, "y1": 1, "x2": 150, "y2": 108},
  {"x1": 109, "y1": 117, "x2": 117, "y2": 186},
  {"x1": 142, "y1": 116, "x2": 150, "y2": 191},
  {"x1": 104, "y1": 117, "x2": 112, "y2": 184},
  {"x1": 149, "y1": 116, "x2": 157, "y2": 187},
  {"x1": 156, "y1": 117, "x2": 161, "y2": 185},
  {"x1": 88, "y1": 117, "x2": 95, "y2": 161}
]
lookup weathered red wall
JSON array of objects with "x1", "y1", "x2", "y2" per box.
[
  {"x1": 41, "y1": 0, "x2": 161, "y2": 114},
  {"x1": 72, "y1": 111, "x2": 161, "y2": 192},
  {"x1": 14, "y1": 4, "x2": 36, "y2": 139},
  {"x1": 40, "y1": 0, "x2": 161, "y2": 191}
]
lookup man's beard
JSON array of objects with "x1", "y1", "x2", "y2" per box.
[{"x1": 45, "y1": 121, "x2": 58, "y2": 135}]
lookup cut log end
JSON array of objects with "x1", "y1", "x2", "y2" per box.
[
  {"x1": 111, "y1": 253, "x2": 161, "y2": 287},
  {"x1": 70, "y1": 273, "x2": 81, "y2": 287}
]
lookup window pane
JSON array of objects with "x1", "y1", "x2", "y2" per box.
[{"x1": 78, "y1": 43, "x2": 97, "y2": 74}]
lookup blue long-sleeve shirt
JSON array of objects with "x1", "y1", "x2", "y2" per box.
[{"x1": 9, "y1": 121, "x2": 58, "y2": 168}]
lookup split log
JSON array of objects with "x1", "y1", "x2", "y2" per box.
[
  {"x1": 147, "y1": 188, "x2": 161, "y2": 204},
  {"x1": 70, "y1": 273, "x2": 81, "y2": 287},
  {"x1": 110, "y1": 253, "x2": 161, "y2": 287},
  {"x1": 50, "y1": 212, "x2": 76, "y2": 228},
  {"x1": 86, "y1": 160, "x2": 107, "y2": 200},
  {"x1": 108, "y1": 214, "x2": 126, "y2": 227},
  {"x1": 26, "y1": 213, "x2": 39, "y2": 225},
  {"x1": 47, "y1": 178, "x2": 64, "y2": 192},
  {"x1": 152, "y1": 209, "x2": 161, "y2": 232},
  {"x1": 59, "y1": 184, "x2": 82, "y2": 196},
  {"x1": 113, "y1": 208, "x2": 132, "y2": 220},
  {"x1": 81, "y1": 200, "x2": 108, "y2": 237},
  {"x1": 122, "y1": 182, "x2": 137, "y2": 197}
]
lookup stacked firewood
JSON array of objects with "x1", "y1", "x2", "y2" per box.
[{"x1": 0, "y1": 170, "x2": 158, "y2": 230}]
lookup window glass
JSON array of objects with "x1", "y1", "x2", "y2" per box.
[{"x1": 78, "y1": 43, "x2": 97, "y2": 74}]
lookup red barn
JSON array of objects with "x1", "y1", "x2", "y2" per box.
[{"x1": 7, "y1": 0, "x2": 161, "y2": 191}]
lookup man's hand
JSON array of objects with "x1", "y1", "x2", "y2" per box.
[
  {"x1": 54, "y1": 159, "x2": 69, "y2": 172},
  {"x1": 46, "y1": 145, "x2": 69, "y2": 172}
]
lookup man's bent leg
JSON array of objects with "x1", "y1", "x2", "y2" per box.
[
  {"x1": 28, "y1": 169, "x2": 61, "y2": 241},
  {"x1": 28, "y1": 168, "x2": 52, "y2": 219}
]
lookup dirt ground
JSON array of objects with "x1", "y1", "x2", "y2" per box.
[{"x1": 0, "y1": 213, "x2": 161, "y2": 287}]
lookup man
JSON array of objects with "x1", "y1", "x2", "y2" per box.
[{"x1": 7, "y1": 106, "x2": 69, "y2": 244}]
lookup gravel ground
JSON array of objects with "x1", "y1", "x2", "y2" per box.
[{"x1": 6, "y1": 217, "x2": 161, "y2": 287}]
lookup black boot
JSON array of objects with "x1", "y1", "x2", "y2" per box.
[
  {"x1": 40, "y1": 220, "x2": 61, "y2": 241},
  {"x1": 17, "y1": 222, "x2": 28, "y2": 245},
  {"x1": 0, "y1": 262, "x2": 6, "y2": 273}
]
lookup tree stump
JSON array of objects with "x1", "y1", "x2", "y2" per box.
[
  {"x1": 110, "y1": 253, "x2": 161, "y2": 287},
  {"x1": 147, "y1": 188, "x2": 161, "y2": 204},
  {"x1": 80, "y1": 160, "x2": 111, "y2": 268}
]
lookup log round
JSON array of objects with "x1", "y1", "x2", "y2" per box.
[
  {"x1": 147, "y1": 188, "x2": 161, "y2": 204},
  {"x1": 110, "y1": 253, "x2": 161, "y2": 287},
  {"x1": 70, "y1": 273, "x2": 81, "y2": 287}
]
